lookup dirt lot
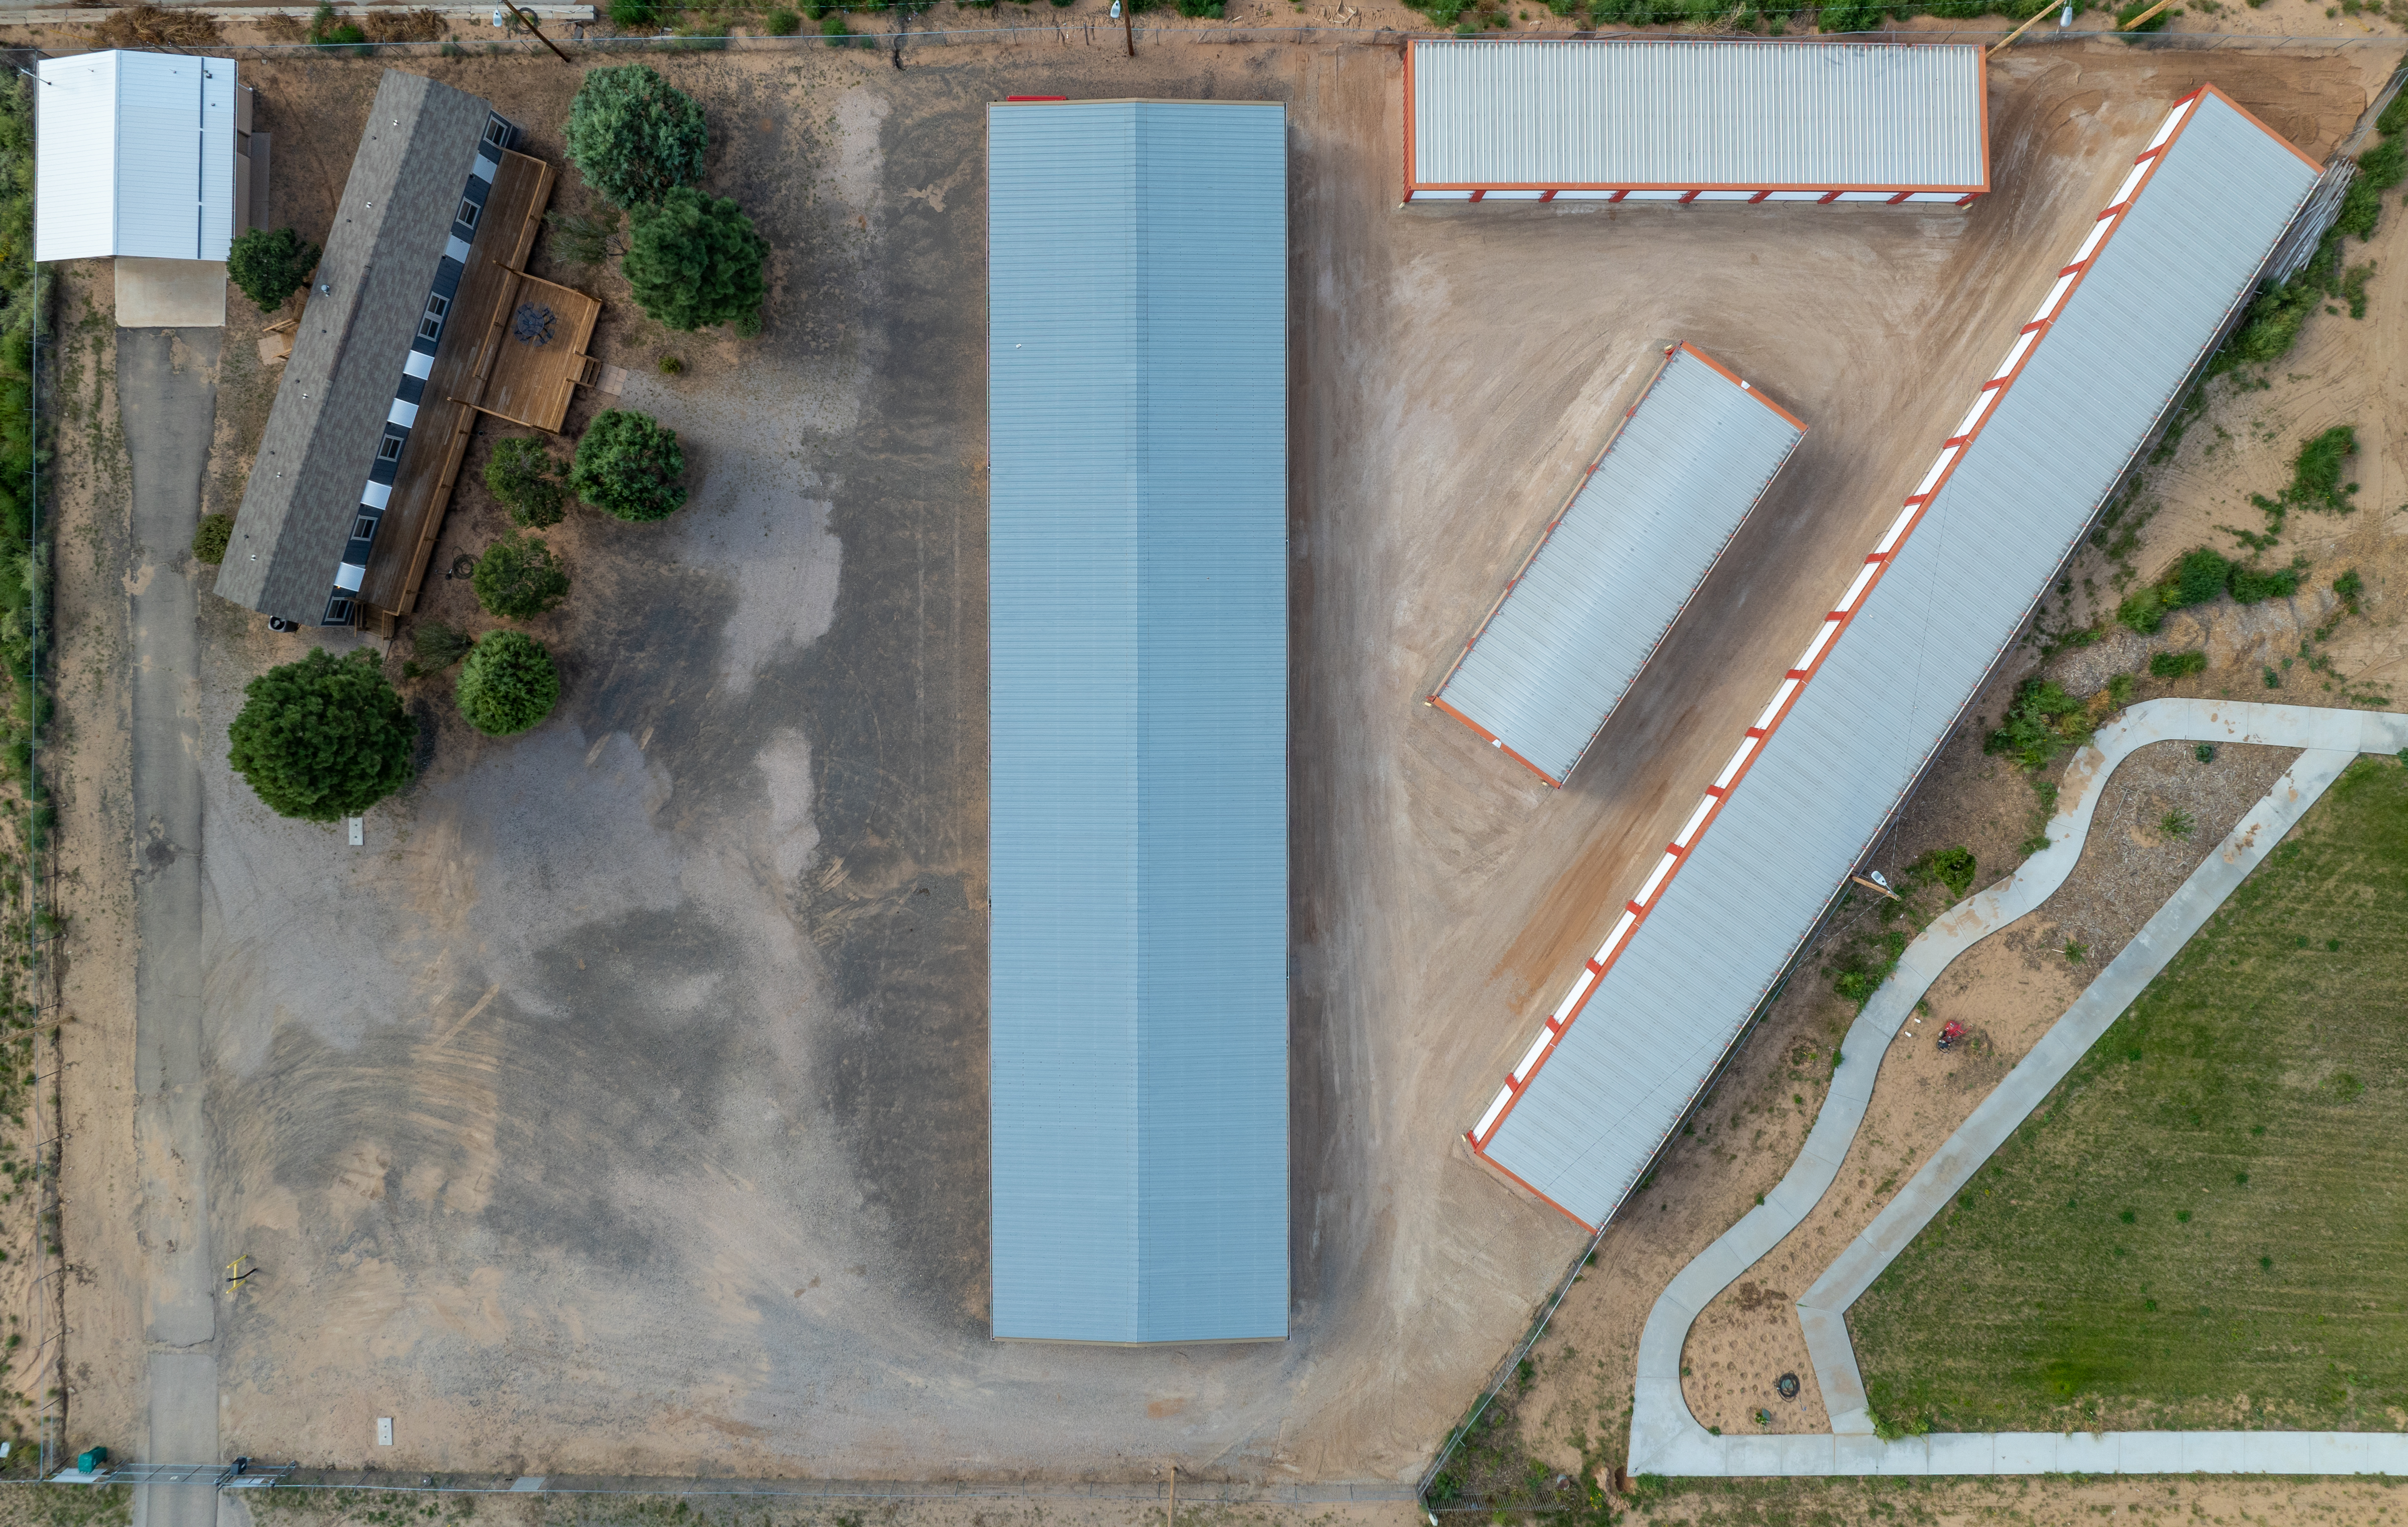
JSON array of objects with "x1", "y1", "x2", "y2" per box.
[{"x1": 21, "y1": 19, "x2": 2398, "y2": 1502}]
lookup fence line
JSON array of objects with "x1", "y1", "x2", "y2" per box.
[{"x1": 17, "y1": 21, "x2": 2408, "y2": 58}]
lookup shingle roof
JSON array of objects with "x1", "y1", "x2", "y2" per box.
[
  {"x1": 216, "y1": 70, "x2": 494, "y2": 618},
  {"x1": 1470, "y1": 87, "x2": 2321, "y2": 1230},
  {"x1": 986, "y1": 100, "x2": 1290, "y2": 1345}
]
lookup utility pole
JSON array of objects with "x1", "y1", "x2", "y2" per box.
[
  {"x1": 500, "y1": 0, "x2": 574, "y2": 63},
  {"x1": 1123, "y1": 0, "x2": 1135, "y2": 56}
]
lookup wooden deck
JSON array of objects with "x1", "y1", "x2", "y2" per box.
[
  {"x1": 359, "y1": 150, "x2": 605, "y2": 629},
  {"x1": 475, "y1": 273, "x2": 602, "y2": 431}
]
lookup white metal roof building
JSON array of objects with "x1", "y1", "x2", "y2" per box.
[
  {"x1": 1467, "y1": 85, "x2": 2321, "y2": 1230},
  {"x1": 36, "y1": 51, "x2": 242, "y2": 263},
  {"x1": 1430, "y1": 343, "x2": 1804, "y2": 787},
  {"x1": 987, "y1": 100, "x2": 1289, "y2": 1345},
  {"x1": 1404, "y1": 39, "x2": 1988, "y2": 205}
]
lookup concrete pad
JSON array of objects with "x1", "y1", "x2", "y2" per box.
[{"x1": 115, "y1": 259, "x2": 228, "y2": 329}]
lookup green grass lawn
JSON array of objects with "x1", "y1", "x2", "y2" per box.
[{"x1": 1850, "y1": 755, "x2": 2408, "y2": 1435}]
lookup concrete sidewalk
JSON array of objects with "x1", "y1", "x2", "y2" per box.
[{"x1": 1630, "y1": 700, "x2": 2408, "y2": 1479}]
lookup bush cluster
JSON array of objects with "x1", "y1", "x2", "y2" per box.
[
  {"x1": 1985, "y1": 679, "x2": 2091, "y2": 772},
  {"x1": 484, "y1": 436, "x2": 568, "y2": 528},
  {"x1": 564, "y1": 66, "x2": 769, "y2": 336},
  {"x1": 191, "y1": 514, "x2": 233, "y2": 565},
  {"x1": 572, "y1": 410, "x2": 689, "y2": 522},
  {"x1": 0, "y1": 83, "x2": 48, "y2": 842},
  {"x1": 2149, "y1": 649, "x2": 2208, "y2": 680},
  {"x1": 457, "y1": 630, "x2": 561, "y2": 737},
  {"x1": 227, "y1": 649, "x2": 417, "y2": 820},
  {"x1": 2222, "y1": 100, "x2": 2408, "y2": 371},
  {"x1": 2115, "y1": 546, "x2": 2304, "y2": 635},
  {"x1": 226, "y1": 227, "x2": 320, "y2": 313},
  {"x1": 471, "y1": 533, "x2": 572, "y2": 620}
]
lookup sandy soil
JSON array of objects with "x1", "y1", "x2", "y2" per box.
[
  {"x1": 48, "y1": 267, "x2": 149, "y2": 1462},
  {"x1": 13, "y1": 18, "x2": 2397, "y2": 1505}
]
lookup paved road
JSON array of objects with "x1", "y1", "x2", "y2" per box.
[
  {"x1": 1629, "y1": 699, "x2": 2408, "y2": 1478},
  {"x1": 119, "y1": 328, "x2": 220, "y2": 1527}
]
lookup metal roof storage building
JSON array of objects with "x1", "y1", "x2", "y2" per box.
[
  {"x1": 1404, "y1": 39, "x2": 1989, "y2": 205},
  {"x1": 1429, "y1": 343, "x2": 1804, "y2": 787},
  {"x1": 1467, "y1": 86, "x2": 2320, "y2": 1230},
  {"x1": 987, "y1": 100, "x2": 1289, "y2": 1344},
  {"x1": 36, "y1": 50, "x2": 245, "y2": 262}
]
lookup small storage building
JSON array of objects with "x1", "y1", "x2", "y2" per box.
[
  {"x1": 987, "y1": 98, "x2": 1289, "y2": 1345},
  {"x1": 1465, "y1": 85, "x2": 2321, "y2": 1232},
  {"x1": 1428, "y1": 343, "x2": 1804, "y2": 787},
  {"x1": 35, "y1": 50, "x2": 251, "y2": 262},
  {"x1": 1404, "y1": 39, "x2": 1988, "y2": 205}
]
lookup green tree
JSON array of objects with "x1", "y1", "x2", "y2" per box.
[
  {"x1": 457, "y1": 630, "x2": 560, "y2": 737},
  {"x1": 226, "y1": 648, "x2": 415, "y2": 821},
  {"x1": 570, "y1": 410, "x2": 688, "y2": 522},
  {"x1": 226, "y1": 227, "x2": 319, "y2": 312},
  {"x1": 471, "y1": 532, "x2": 572, "y2": 620},
  {"x1": 564, "y1": 64, "x2": 707, "y2": 209},
  {"x1": 622, "y1": 185, "x2": 768, "y2": 336},
  {"x1": 191, "y1": 514, "x2": 233, "y2": 564},
  {"x1": 483, "y1": 436, "x2": 567, "y2": 527}
]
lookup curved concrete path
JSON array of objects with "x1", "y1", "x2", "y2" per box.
[{"x1": 1630, "y1": 699, "x2": 2408, "y2": 1478}]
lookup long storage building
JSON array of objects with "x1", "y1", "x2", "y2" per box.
[
  {"x1": 1429, "y1": 343, "x2": 1804, "y2": 788},
  {"x1": 987, "y1": 99, "x2": 1290, "y2": 1344},
  {"x1": 1404, "y1": 38, "x2": 1989, "y2": 205},
  {"x1": 1467, "y1": 85, "x2": 2321, "y2": 1229}
]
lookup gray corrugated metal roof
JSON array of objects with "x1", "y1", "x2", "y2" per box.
[
  {"x1": 1475, "y1": 88, "x2": 2319, "y2": 1228},
  {"x1": 987, "y1": 100, "x2": 1289, "y2": 1344},
  {"x1": 1432, "y1": 344, "x2": 1804, "y2": 786},
  {"x1": 1408, "y1": 39, "x2": 1987, "y2": 192},
  {"x1": 217, "y1": 71, "x2": 493, "y2": 618}
]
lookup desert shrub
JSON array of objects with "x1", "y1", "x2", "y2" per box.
[
  {"x1": 571, "y1": 410, "x2": 688, "y2": 522},
  {"x1": 766, "y1": 6, "x2": 802, "y2": 29},
  {"x1": 456, "y1": 630, "x2": 560, "y2": 737},
  {"x1": 2282, "y1": 426, "x2": 2359, "y2": 516},
  {"x1": 544, "y1": 209, "x2": 624, "y2": 269},
  {"x1": 657, "y1": 355, "x2": 685, "y2": 376},
  {"x1": 1986, "y1": 678, "x2": 2091, "y2": 771},
  {"x1": 94, "y1": 3, "x2": 223, "y2": 44},
  {"x1": 471, "y1": 532, "x2": 571, "y2": 620},
  {"x1": 226, "y1": 228, "x2": 319, "y2": 312},
  {"x1": 2107, "y1": 673, "x2": 2137, "y2": 708},
  {"x1": 408, "y1": 619, "x2": 474, "y2": 674},
  {"x1": 483, "y1": 436, "x2": 567, "y2": 528},
  {"x1": 360, "y1": 7, "x2": 445, "y2": 40},
  {"x1": 2334, "y1": 568, "x2": 2364, "y2": 614},
  {"x1": 2227, "y1": 558, "x2": 2304, "y2": 604},
  {"x1": 1176, "y1": 0, "x2": 1225, "y2": 13},
  {"x1": 608, "y1": 0, "x2": 663, "y2": 27},
  {"x1": 820, "y1": 14, "x2": 857, "y2": 41},
  {"x1": 2149, "y1": 649, "x2": 2208, "y2": 679},
  {"x1": 565, "y1": 65, "x2": 707, "y2": 208},
  {"x1": 2117, "y1": 547, "x2": 2233, "y2": 633},
  {"x1": 1816, "y1": 0, "x2": 1887, "y2": 29},
  {"x1": 1914, "y1": 845, "x2": 1978, "y2": 900},
  {"x1": 623, "y1": 185, "x2": 769, "y2": 336},
  {"x1": 191, "y1": 514, "x2": 233, "y2": 565},
  {"x1": 226, "y1": 648, "x2": 415, "y2": 820},
  {"x1": 307, "y1": 1, "x2": 370, "y2": 48},
  {"x1": 2382, "y1": 86, "x2": 2408, "y2": 139}
]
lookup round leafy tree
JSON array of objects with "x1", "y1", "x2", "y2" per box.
[
  {"x1": 456, "y1": 630, "x2": 561, "y2": 737},
  {"x1": 623, "y1": 185, "x2": 769, "y2": 337},
  {"x1": 471, "y1": 532, "x2": 572, "y2": 620},
  {"x1": 570, "y1": 409, "x2": 688, "y2": 522},
  {"x1": 564, "y1": 65, "x2": 707, "y2": 209},
  {"x1": 227, "y1": 647, "x2": 415, "y2": 821},
  {"x1": 484, "y1": 436, "x2": 568, "y2": 528},
  {"x1": 191, "y1": 513, "x2": 233, "y2": 564},
  {"x1": 226, "y1": 227, "x2": 320, "y2": 312}
]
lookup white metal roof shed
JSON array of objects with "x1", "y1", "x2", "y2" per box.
[
  {"x1": 1468, "y1": 86, "x2": 2320, "y2": 1230},
  {"x1": 36, "y1": 51, "x2": 239, "y2": 262},
  {"x1": 1430, "y1": 343, "x2": 1804, "y2": 788},
  {"x1": 1405, "y1": 39, "x2": 1988, "y2": 204}
]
